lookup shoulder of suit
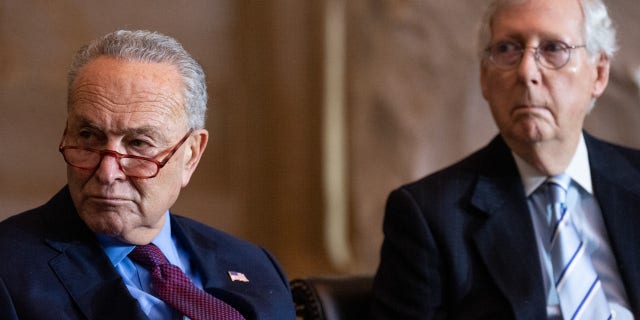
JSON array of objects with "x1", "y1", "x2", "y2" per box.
[
  {"x1": 585, "y1": 133, "x2": 640, "y2": 164},
  {"x1": 169, "y1": 214, "x2": 263, "y2": 251},
  {"x1": 399, "y1": 135, "x2": 510, "y2": 193}
]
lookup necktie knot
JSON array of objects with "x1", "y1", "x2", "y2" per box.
[
  {"x1": 546, "y1": 174, "x2": 571, "y2": 225},
  {"x1": 547, "y1": 173, "x2": 570, "y2": 205},
  {"x1": 129, "y1": 244, "x2": 168, "y2": 270}
]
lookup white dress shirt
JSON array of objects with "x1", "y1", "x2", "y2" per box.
[{"x1": 513, "y1": 134, "x2": 633, "y2": 319}]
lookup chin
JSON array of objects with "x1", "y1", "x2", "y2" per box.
[
  {"x1": 507, "y1": 121, "x2": 551, "y2": 144},
  {"x1": 78, "y1": 209, "x2": 128, "y2": 237}
]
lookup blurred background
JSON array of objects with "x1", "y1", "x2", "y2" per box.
[{"x1": 1, "y1": 0, "x2": 639, "y2": 279}]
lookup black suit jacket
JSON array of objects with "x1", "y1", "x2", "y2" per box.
[
  {"x1": 0, "y1": 187, "x2": 296, "y2": 320},
  {"x1": 371, "y1": 133, "x2": 640, "y2": 319}
]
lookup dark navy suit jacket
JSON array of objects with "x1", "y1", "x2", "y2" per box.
[
  {"x1": 372, "y1": 133, "x2": 640, "y2": 319},
  {"x1": 0, "y1": 187, "x2": 296, "y2": 320}
]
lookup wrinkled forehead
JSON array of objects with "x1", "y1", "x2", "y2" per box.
[
  {"x1": 67, "y1": 56, "x2": 188, "y2": 131},
  {"x1": 69, "y1": 56, "x2": 185, "y2": 104}
]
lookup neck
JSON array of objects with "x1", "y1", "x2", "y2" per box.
[{"x1": 505, "y1": 135, "x2": 580, "y2": 176}]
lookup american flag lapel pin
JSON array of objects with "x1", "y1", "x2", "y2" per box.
[{"x1": 228, "y1": 271, "x2": 249, "y2": 283}]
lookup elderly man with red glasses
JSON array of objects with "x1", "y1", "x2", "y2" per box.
[
  {"x1": 372, "y1": 0, "x2": 640, "y2": 319},
  {"x1": 0, "y1": 30, "x2": 295, "y2": 320}
]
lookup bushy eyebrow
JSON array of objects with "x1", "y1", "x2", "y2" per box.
[
  {"x1": 122, "y1": 127, "x2": 164, "y2": 139},
  {"x1": 70, "y1": 119, "x2": 169, "y2": 143}
]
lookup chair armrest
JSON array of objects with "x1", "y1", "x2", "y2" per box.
[{"x1": 290, "y1": 275, "x2": 373, "y2": 320}]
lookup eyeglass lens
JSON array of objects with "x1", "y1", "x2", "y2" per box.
[
  {"x1": 488, "y1": 40, "x2": 577, "y2": 69},
  {"x1": 61, "y1": 148, "x2": 160, "y2": 178}
]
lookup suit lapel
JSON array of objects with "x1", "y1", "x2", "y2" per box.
[
  {"x1": 43, "y1": 188, "x2": 147, "y2": 320},
  {"x1": 170, "y1": 216, "x2": 256, "y2": 317},
  {"x1": 47, "y1": 240, "x2": 147, "y2": 319},
  {"x1": 587, "y1": 135, "x2": 640, "y2": 314},
  {"x1": 170, "y1": 216, "x2": 223, "y2": 290},
  {"x1": 469, "y1": 137, "x2": 547, "y2": 319}
]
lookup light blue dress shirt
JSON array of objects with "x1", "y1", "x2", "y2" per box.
[
  {"x1": 98, "y1": 211, "x2": 204, "y2": 320},
  {"x1": 514, "y1": 135, "x2": 633, "y2": 319}
]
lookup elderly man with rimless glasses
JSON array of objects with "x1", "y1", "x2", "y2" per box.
[
  {"x1": 0, "y1": 30, "x2": 295, "y2": 320},
  {"x1": 372, "y1": 0, "x2": 640, "y2": 319}
]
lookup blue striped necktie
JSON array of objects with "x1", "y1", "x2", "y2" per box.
[{"x1": 547, "y1": 174, "x2": 611, "y2": 319}]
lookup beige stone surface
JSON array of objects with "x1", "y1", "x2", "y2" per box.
[{"x1": 1, "y1": 0, "x2": 638, "y2": 277}]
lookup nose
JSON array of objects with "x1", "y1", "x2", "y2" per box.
[
  {"x1": 93, "y1": 152, "x2": 127, "y2": 183},
  {"x1": 517, "y1": 47, "x2": 541, "y2": 85}
]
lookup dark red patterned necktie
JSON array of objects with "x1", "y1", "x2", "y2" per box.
[{"x1": 128, "y1": 244, "x2": 245, "y2": 320}]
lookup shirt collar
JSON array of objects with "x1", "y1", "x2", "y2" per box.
[
  {"x1": 98, "y1": 211, "x2": 175, "y2": 266},
  {"x1": 513, "y1": 134, "x2": 592, "y2": 196}
]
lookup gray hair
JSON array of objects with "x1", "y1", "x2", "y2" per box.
[
  {"x1": 67, "y1": 30, "x2": 207, "y2": 130},
  {"x1": 477, "y1": 0, "x2": 618, "y2": 62}
]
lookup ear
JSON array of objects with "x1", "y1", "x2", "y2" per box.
[
  {"x1": 591, "y1": 53, "x2": 610, "y2": 98},
  {"x1": 181, "y1": 129, "x2": 209, "y2": 187}
]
